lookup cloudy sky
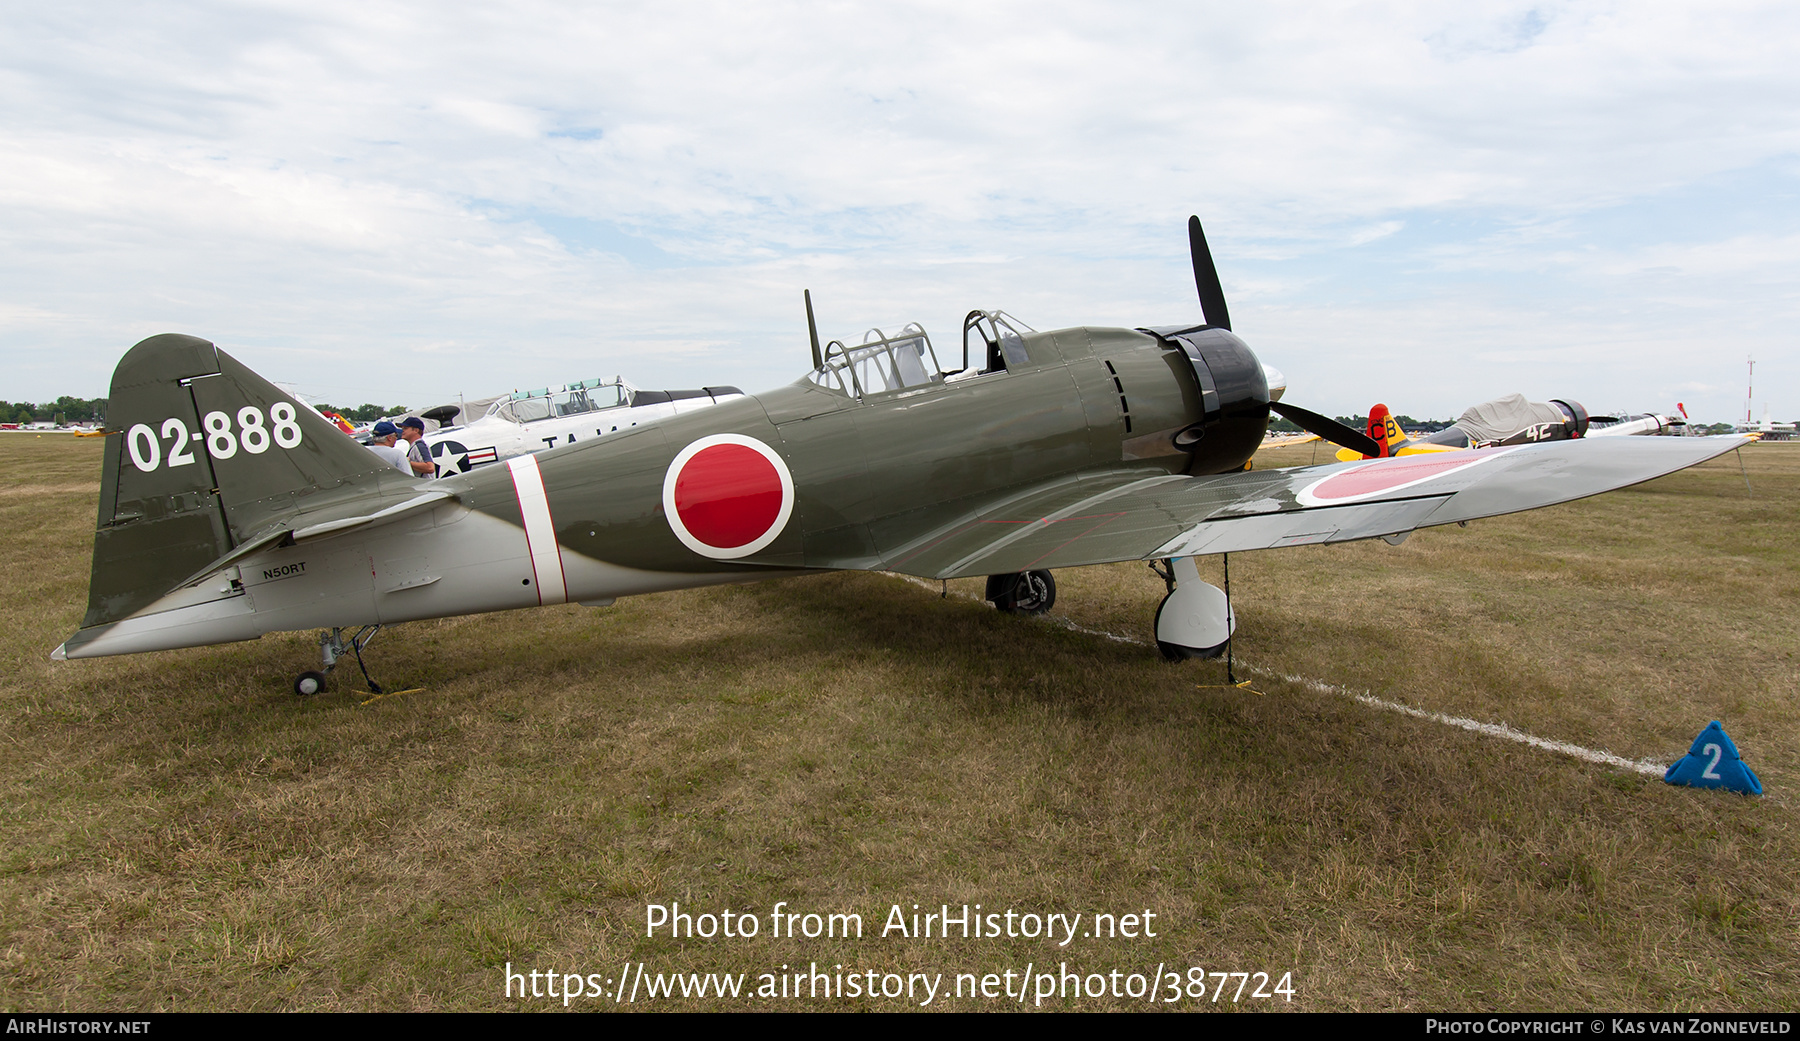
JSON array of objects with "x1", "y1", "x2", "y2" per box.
[{"x1": 4, "y1": 1, "x2": 1796, "y2": 422}]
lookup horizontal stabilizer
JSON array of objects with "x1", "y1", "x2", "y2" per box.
[
  {"x1": 163, "y1": 490, "x2": 459, "y2": 595},
  {"x1": 292, "y1": 490, "x2": 456, "y2": 542}
]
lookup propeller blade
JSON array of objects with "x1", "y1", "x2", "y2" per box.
[
  {"x1": 804, "y1": 289, "x2": 823, "y2": 370},
  {"x1": 1271, "y1": 400, "x2": 1382, "y2": 457},
  {"x1": 1187, "y1": 215, "x2": 1232, "y2": 331}
]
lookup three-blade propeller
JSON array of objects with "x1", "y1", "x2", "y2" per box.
[{"x1": 1186, "y1": 215, "x2": 1381, "y2": 459}]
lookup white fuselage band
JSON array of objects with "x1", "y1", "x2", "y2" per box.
[{"x1": 507, "y1": 453, "x2": 568, "y2": 605}]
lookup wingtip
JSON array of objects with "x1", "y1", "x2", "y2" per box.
[{"x1": 50, "y1": 642, "x2": 67, "y2": 661}]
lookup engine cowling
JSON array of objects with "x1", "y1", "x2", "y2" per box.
[
  {"x1": 1141, "y1": 325, "x2": 1271, "y2": 474},
  {"x1": 1550, "y1": 399, "x2": 1590, "y2": 438}
]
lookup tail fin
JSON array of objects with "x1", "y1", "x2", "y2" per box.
[
  {"x1": 1364, "y1": 404, "x2": 1392, "y2": 457},
  {"x1": 1336, "y1": 403, "x2": 1413, "y2": 462},
  {"x1": 82, "y1": 334, "x2": 404, "y2": 627},
  {"x1": 1372, "y1": 403, "x2": 1414, "y2": 455},
  {"x1": 321, "y1": 408, "x2": 358, "y2": 435}
]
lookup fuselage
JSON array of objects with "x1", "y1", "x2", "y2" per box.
[
  {"x1": 61, "y1": 322, "x2": 1272, "y2": 659},
  {"x1": 429, "y1": 321, "x2": 1265, "y2": 578}
]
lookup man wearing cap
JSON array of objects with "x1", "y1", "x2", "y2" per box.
[
  {"x1": 366, "y1": 420, "x2": 409, "y2": 474},
  {"x1": 400, "y1": 417, "x2": 437, "y2": 478}
]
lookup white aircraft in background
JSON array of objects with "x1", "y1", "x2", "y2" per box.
[
  {"x1": 1586, "y1": 403, "x2": 1688, "y2": 438},
  {"x1": 1734, "y1": 406, "x2": 1796, "y2": 440},
  {"x1": 422, "y1": 376, "x2": 744, "y2": 475}
]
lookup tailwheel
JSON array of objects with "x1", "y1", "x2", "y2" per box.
[
  {"x1": 294, "y1": 624, "x2": 389, "y2": 696},
  {"x1": 987, "y1": 570, "x2": 1056, "y2": 615}
]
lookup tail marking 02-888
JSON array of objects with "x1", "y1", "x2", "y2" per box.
[{"x1": 125, "y1": 403, "x2": 304, "y2": 471}]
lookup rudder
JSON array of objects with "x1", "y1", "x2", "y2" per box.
[
  {"x1": 1336, "y1": 403, "x2": 1412, "y2": 462},
  {"x1": 83, "y1": 334, "x2": 404, "y2": 627}
]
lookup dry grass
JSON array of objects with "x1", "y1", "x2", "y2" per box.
[{"x1": 0, "y1": 434, "x2": 1794, "y2": 1011}]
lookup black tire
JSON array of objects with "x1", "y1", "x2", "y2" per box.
[
  {"x1": 293, "y1": 671, "x2": 327, "y2": 696},
  {"x1": 989, "y1": 570, "x2": 1056, "y2": 616}
]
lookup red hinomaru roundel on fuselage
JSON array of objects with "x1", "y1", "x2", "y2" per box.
[{"x1": 661, "y1": 434, "x2": 796, "y2": 559}]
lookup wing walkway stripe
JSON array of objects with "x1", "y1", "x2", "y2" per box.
[
  {"x1": 888, "y1": 574, "x2": 1668, "y2": 776},
  {"x1": 507, "y1": 454, "x2": 569, "y2": 605}
]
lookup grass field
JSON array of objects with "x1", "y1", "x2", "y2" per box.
[{"x1": 1, "y1": 434, "x2": 1794, "y2": 1011}]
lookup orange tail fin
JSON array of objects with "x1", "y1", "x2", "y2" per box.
[{"x1": 1365, "y1": 403, "x2": 1393, "y2": 458}]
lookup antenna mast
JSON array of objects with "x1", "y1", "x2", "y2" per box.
[{"x1": 1747, "y1": 355, "x2": 1755, "y2": 425}]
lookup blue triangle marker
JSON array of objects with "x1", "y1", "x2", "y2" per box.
[{"x1": 1664, "y1": 721, "x2": 1762, "y2": 795}]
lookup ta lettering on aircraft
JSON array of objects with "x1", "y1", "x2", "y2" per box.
[
  {"x1": 55, "y1": 217, "x2": 1748, "y2": 693},
  {"x1": 422, "y1": 376, "x2": 744, "y2": 475}
]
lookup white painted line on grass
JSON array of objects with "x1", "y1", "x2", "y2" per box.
[
  {"x1": 888, "y1": 573, "x2": 1670, "y2": 775},
  {"x1": 1268, "y1": 672, "x2": 1669, "y2": 776}
]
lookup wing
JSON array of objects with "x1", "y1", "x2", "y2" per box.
[{"x1": 879, "y1": 436, "x2": 1748, "y2": 579}]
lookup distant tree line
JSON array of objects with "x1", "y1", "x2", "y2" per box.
[
  {"x1": 0, "y1": 396, "x2": 107, "y2": 425},
  {"x1": 0, "y1": 397, "x2": 417, "y2": 426},
  {"x1": 1270, "y1": 414, "x2": 1455, "y2": 434}
]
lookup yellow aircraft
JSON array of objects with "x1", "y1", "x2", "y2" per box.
[{"x1": 1334, "y1": 397, "x2": 1591, "y2": 462}]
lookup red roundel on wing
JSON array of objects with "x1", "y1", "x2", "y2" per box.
[
  {"x1": 1309, "y1": 454, "x2": 1482, "y2": 501},
  {"x1": 672, "y1": 443, "x2": 785, "y2": 549}
]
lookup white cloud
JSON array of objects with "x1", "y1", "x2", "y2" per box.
[{"x1": 0, "y1": 1, "x2": 1795, "y2": 422}]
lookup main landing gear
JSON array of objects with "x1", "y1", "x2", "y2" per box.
[
  {"x1": 1148, "y1": 556, "x2": 1234, "y2": 661},
  {"x1": 291, "y1": 624, "x2": 388, "y2": 696},
  {"x1": 983, "y1": 562, "x2": 1235, "y2": 663},
  {"x1": 986, "y1": 570, "x2": 1056, "y2": 615}
]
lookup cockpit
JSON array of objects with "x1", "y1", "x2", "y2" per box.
[
  {"x1": 487, "y1": 378, "x2": 631, "y2": 424},
  {"x1": 805, "y1": 310, "x2": 1034, "y2": 397}
]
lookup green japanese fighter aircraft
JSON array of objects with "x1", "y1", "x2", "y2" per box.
[{"x1": 54, "y1": 217, "x2": 1747, "y2": 693}]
